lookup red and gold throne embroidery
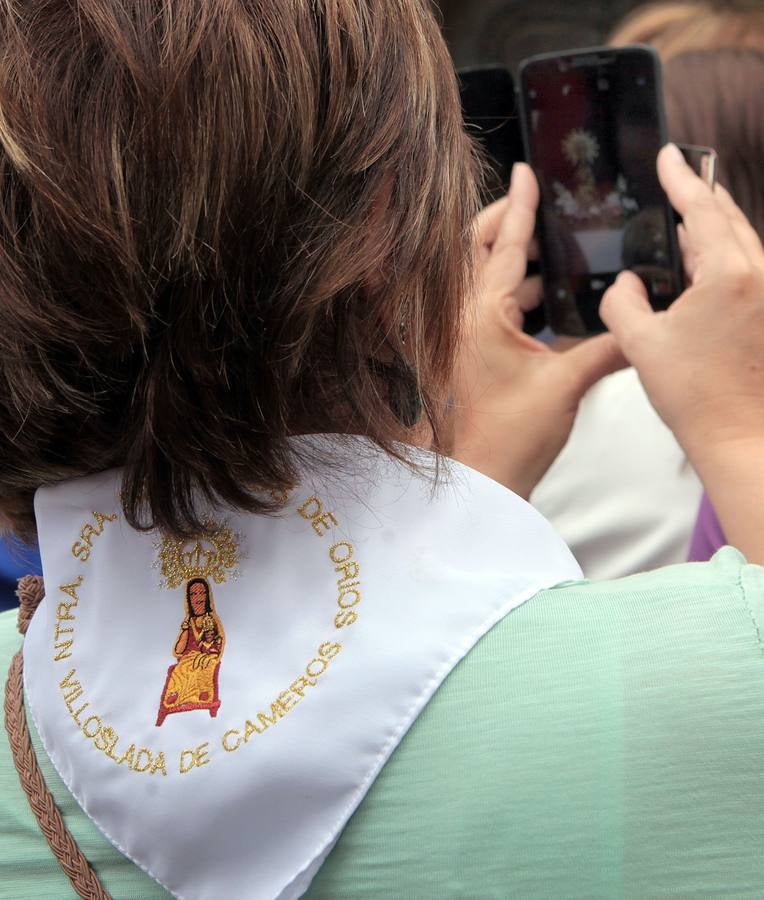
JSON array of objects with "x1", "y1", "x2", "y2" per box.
[
  {"x1": 156, "y1": 578, "x2": 225, "y2": 725},
  {"x1": 155, "y1": 526, "x2": 239, "y2": 727}
]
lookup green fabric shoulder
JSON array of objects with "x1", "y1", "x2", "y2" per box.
[
  {"x1": 309, "y1": 548, "x2": 764, "y2": 898},
  {"x1": 3, "y1": 548, "x2": 764, "y2": 898}
]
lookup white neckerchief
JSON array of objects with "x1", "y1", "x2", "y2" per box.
[{"x1": 23, "y1": 436, "x2": 580, "y2": 899}]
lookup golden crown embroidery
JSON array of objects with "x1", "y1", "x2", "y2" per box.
[{"x1": 155, "y1": 525, "x2": 240, "y2": 727}]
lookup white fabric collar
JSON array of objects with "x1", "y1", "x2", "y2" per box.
[{"x1": 23, "y1": 436, "x2": 580, "y2": 899}]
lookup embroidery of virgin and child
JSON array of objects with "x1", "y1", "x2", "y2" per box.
[{"x1": 156, "y1": 577, "x2": 225, "y2": 726}]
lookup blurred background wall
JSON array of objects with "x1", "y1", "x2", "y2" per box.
[{"x1": 437, "y1": 0, "x2": 646, "y2": 71}]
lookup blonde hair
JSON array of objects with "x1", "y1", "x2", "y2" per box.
[{"x1": 609, "y1": 1, "x2": 764, "y2": 59}]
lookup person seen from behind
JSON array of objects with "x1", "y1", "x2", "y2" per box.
[{"x1": 1, "y1": 2, "x2": 764, "y2": 898}]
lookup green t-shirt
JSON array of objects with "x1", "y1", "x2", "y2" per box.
[{"x1": 2, "y1": 548, "x2": 764, "y2": 898}]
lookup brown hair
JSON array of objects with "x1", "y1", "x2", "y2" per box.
[
  {"x1": 663, "y1": 48, "x2": 764, "y2": 238},
  {"x1": 609, "y1": 1, "x2": 764, "y2": 59},
  {"x1": 0, "y1": 1, "x2": 480, "y2": 539}
]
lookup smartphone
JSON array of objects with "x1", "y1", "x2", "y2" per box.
[
  {"x1": 458, "y1": 65, "x2": 524, "y2": 203},
  {"x1": 518, "y1": 46, "x2": 682, "y2": 336},
  {"x1": 459, "y1": 66, "x2": 548, "y2": 333}
]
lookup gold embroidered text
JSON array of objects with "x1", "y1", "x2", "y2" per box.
[
  {"x1": 221, "y1": 641, "x2": 342, "y2": 753},
  {"x1": 52, "y1": 576, "x2": 84, "y2": 662},
  {"x1": 298, "y1": 495, "x2": 339, "y2": 537},
  {"x1": 179, "y1": 741, "x2": 211, "y2": 774},
  {"x1": 298, "y1": 493, "x2": 364, "y2": 629},
  {"x1": 71, "y1": 511, "x2": 117, "y2": 562},
  {"x1": 58, "y1": 668, "x2": 167, "y2": 776},
  {"x1": 329, "y1": 541, "x2": 362, "y2": 629}
]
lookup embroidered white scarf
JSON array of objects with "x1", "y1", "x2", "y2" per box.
[{"x1": 23, "y1": 436, "x2": 581, "y2": 899}]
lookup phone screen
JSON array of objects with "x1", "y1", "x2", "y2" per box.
[{"x1": 520, "y1": 47, "x2": 681, "y2": 335}]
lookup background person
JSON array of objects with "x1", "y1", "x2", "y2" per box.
[
  {"x1": 610, "y1": 0, "x2": 764, "y2": 58},
  {"x1": 531, "y1": 1, "x2": 764, "y2": 579}
]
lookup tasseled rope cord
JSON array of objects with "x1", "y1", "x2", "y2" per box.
[{"x1": 4, "y1": 575, "x2": 111, "y2": 899}]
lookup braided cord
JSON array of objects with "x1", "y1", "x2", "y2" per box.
[{"x1": 4, "y1": 576, "x2": 111, "y2": 900}]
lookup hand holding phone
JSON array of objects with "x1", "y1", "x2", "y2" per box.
[
  {"x1": 518, "y1": 46, "x2": 682, "y2": 336},
  {"x1": 599, "y1": 144, "x2": 764, "y2": 562},
  {"x1": 678, "y1": 144, "x2": 717, "y2": 189},
  {"x1": 451, "y1": 163, "x2": 624, "y2": 498}
]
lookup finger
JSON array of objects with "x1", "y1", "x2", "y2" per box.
[
  {"x1": 501, "y1": 277, "x2": 543, "y2": 331},
  {"x1": 490, "y1": 162, "x2": 539, "y2": 267},
  {"x1": 657, "y1": 143, "x2": 713, "y2": 216},
  {"x1": 560, "y1": 332, "x2": 627, "y2": 400},
  {"x1": 677, "y1": 223, "x2": 699, "y2": 282},
  {"x1": 714, "y1": 183, "x2": 763, "y2": 258},
  {"x1": 599, "y1": 270, "x2": 654, "y2": 355},
  {"x1": 474, "y1": 195, "x2": 510, "y2": 248},
  {"x1": 513, "y1": 275, "x2": 543, "y2": 312},
  {"x1": 657, "y1": 143, "x2": 740, "y2": 260}
]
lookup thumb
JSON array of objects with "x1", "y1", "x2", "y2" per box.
[
  {"x1": 562, "y1": 332, "x2": 627, "y2": 400},
  {"x1": 599, "y1": 271, "x2": 654, "y2": 354}
]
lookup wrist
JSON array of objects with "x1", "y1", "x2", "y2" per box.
[
  {"x1": 676, "y1": 419, "x2": 764, "y2": 477},
  {"x1": 657, "y1": 382, "x2": 764, "y2": 464},
  {"x1": 684, "y1": 433, "x2": 764, "y2": 565}
]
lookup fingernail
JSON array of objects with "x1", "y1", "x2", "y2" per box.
[
  {"x1": 510, "y1": 162, "x2": 521, "y2": 186},
  {"x1": 511, "y1": 160, "x2": 530, "y2": 182},
  {"x1": 662, "y1": 142, "x2": 685, "y2": 166}
]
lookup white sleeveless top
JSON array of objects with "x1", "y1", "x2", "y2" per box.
[{"x1": 23, "y1": 436, "x2": 580, "y2": 899}]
